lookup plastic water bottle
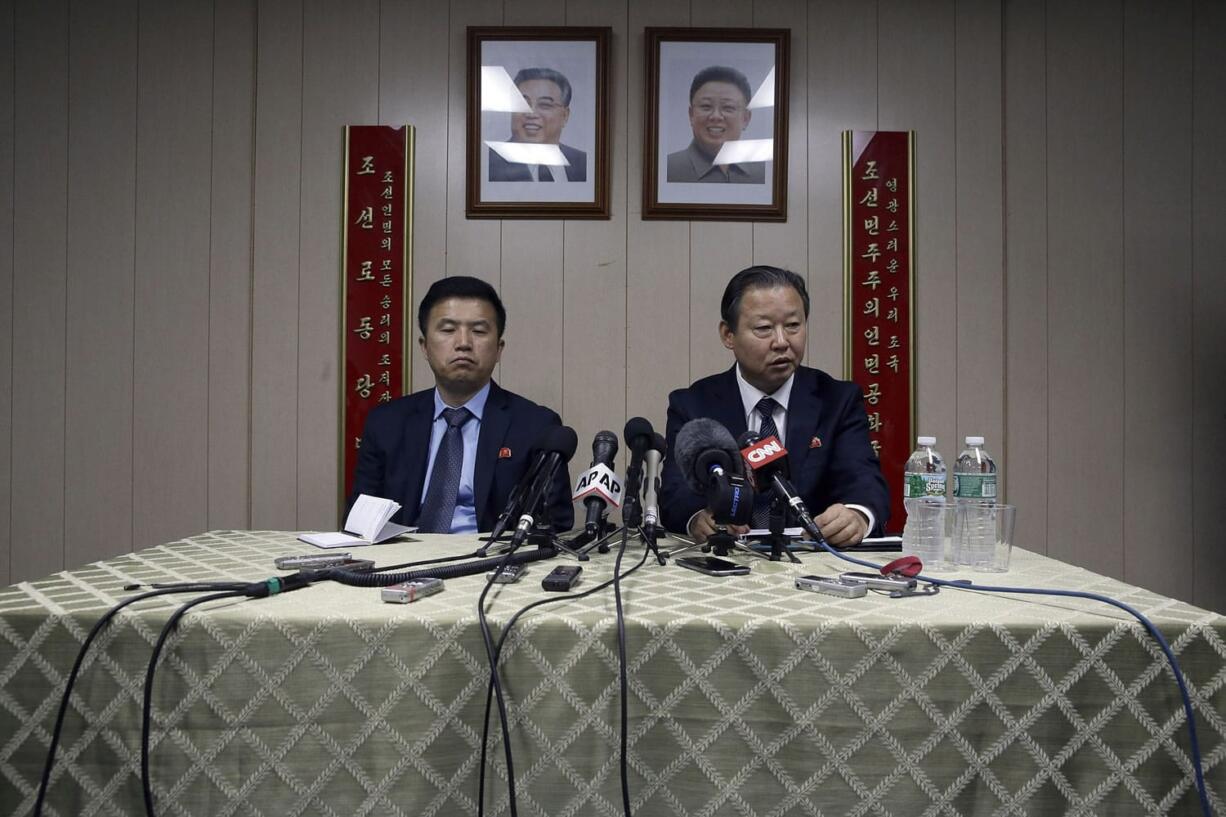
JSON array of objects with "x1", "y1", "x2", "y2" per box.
[
  {"x1": 902, "y1": 436, "x2": 947, "y2": 566},
  {"x1": 953, "y1": 436, "x2": 998, "y2": 565}
]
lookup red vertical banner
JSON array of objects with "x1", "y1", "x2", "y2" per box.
[
  {"x1": 843, "y1": 131, "x2": 915, "y2": 534},
  {"x1": 342, "y1": 126, "x2": 414, "y2": 507}
]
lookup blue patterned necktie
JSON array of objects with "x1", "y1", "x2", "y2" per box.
[
  {"x1": 417, "y1": 407, "x2": 472, "y2": 533},
  {"x1": 752, "y1": 397, "x2": 781, "y2": 527}
]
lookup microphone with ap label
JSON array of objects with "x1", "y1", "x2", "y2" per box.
[{"x1": 572, "y1": 430, "x2": 623, "y2": 537}]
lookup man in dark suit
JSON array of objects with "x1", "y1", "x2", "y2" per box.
[
  {"x1": 488, "y1": 67, "x2": 587, "y2": 183},
  {"x1": 349, "y1": 276, "x2": 573, "y2": 533},
  {"x1": 659, "y1": 265, "x2": 888, "y2": 547}
]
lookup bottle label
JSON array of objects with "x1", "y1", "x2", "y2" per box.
[
  {"x1": 954, "y1": 473, "x2": 997, "y2": 499},
  {"x1": 904, "y1": 473, "x2": 946, "y2": 498}
]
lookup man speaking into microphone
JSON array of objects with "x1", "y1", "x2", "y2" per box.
[
  {"x1": 659, "y1": 265, "x2": 888, "y2": 547},
  {"x1": 348, "y1": 276, "x2": 573, "y2": 534}
]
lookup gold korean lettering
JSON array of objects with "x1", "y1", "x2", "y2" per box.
[
  {"x1": 381, "y1": 170, "x2": 394, "y2": 183},
  {"x1": 380, "y1": 274, "x2": 393, "y2": 287},
  {"x1": 861, "y1": 243, "x2": 881, "y2": 263},
  {"x1": 886, "y1": 237, "x2": 899, "y2": 252},
  {"x1": 380, "y1": 237, "x2": 392, "y2": 251},
  {"x1": 357, "y1": 156, "x2": 376, "y2": 175},
  {"x1": 858, "y1": 188, "x2": 878, "y2": 207},
  {"x1": 861, "y1": 160, "x2": 879, "y2": 181},
  {"x1": 355, "y1": 374, "x2": 374, "y2": 398},
  {"x1": 378, "y1": 353, "x2": 392, "y2": 366},
  {"x1": 886, "y1": 306, "x2": 899, "y2": 323},
  {"x1": 886, "y1": 198, "x2": 899, "y2": 213},
  {"x1": 888, "y1": 335, "x2": 901, "y2": 349},
  {"x1": 380, "y1": 294, "x2": 392, "y2": 309},
  {"x1": 867, "y1": 411, "x2": 882, "y2": 432},
  {"x1": 885, "y1": 177, "x2": 898, "y2": 193},
  {"x1": 864, "y1": 326, "x2": 880, "y2": 347},
  {"x1": 356, "y1": 260, "x2": 374, "y2": 282},
  {"x1": 864, "y1": 382, "x2": 881, "y2": 405},
  {"x1": 379, "y1": 313, "x2": 391, "y2": 327},
  {"x1": 862, "y1": 270, "x2": 881, "y2": 290},
  {"x1": 381, "y1": 203, "x2": 393, "y2": 216},
  {"x1": 378, "y1": 330, "x2": 391, "y2": 345},
  {"x1": 378, "y1": 390, "x2": 393, "y2": 403},
  {"x1": 863, "y1": 353, "x2": 880, "y2": 375},
  {"x1": 871, "y1": 439, "x2": 882, "y2": 456},
  {"x1": 887, "y1": 220, "x2": 899, "y2": 232},
  {"x1": 863, "y1": 215, "x2": 880, "y2": 236},
  {"x1": 887, "y1": 354, "x2": 900, "y2": 373},
  {"x1": 886, "y1": 258, "x2": 899, "y2": 274},
  {"x1": 353, "y1": 316, "x2": 374, "y2": 340},
  {"x1": 887, "y1": 286, "x2": 900, "y2": 301},
  {"x1": 863, "y1": 297, "x2": 879, "y2": 318},
  {"x1": 378, "y1": 370, "x2": 391, "y2": 386},
  {"x1": 354, "y1": 206, "x2": 374, "y2": 229}
]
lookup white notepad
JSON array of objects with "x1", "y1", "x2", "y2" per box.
[{"x1": 298, "y1": 494, "x2": 413, "y2": 548}]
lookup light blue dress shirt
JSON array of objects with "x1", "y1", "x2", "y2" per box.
[{"x1": 419, "y1": 382, "x2": 491, "y2": 533}]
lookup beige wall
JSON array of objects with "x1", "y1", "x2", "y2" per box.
[{"x1": 0, "y1": 0, "x2": 1222, "y2": 613}]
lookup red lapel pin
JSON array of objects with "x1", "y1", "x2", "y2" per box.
[
  {"x1": 809, "y1": 436, "x2": 822, "y2": 449},
  {"x1": 498, "y1": 447, "x2": 512, "y2": 459}
]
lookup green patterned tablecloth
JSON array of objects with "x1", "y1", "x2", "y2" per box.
[{"x1": 1, "y1": 530, "x2": 1223, "y2": 816}]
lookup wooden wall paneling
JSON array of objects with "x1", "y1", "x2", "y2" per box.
[
  {"x1": 752, "y1": 0, "x2": 807, "y2": 302},
  {"x1": 10, "y1": 0, "x2": 68, "y2": 581},
  {"x1": 444, "y1": 0, "x2": 503, "y2": 295},
  {"x1": 1192, "y1": 0, "x2": 1226, "y2": 614},
  {"x1": 495, "y1": 0, "x2": 566, "y2": 413},
  {"x1": 625, "y1": 0, "x2": 690, "y2": 436},
  {"x1": 877, "y1": 0, "x2": 958, "y2": 484},
  {"x1": 64, "y1": 0, "x2": 137, "y2": 566},
  {"x1": 379, "y1": 0, "x2": 450, "y2": 394},
  {"x1": 298, "y1": 0, "x2": 380, "y2": 530},
  {"x1": 208, "y1": 0, "x2": 256, "y2": 531},
  {"x1": 1121, "y1": 0, "x2": 1194, "y2": 600},
  {"x1": 133, "y1": 0, "x2": 214, "y2": 548},
  {"x1": 954, "y1": 0, "x2": 1004, "y2": 495},
  {"x1": 251, "y1": 0, "x2": 303, "y2": 528},
  {"x1": 689, "y1": 2, "x2": 753, "y2": 383},
  {"x1": 562, "y1": 0, "x2": 629, "y2": 460},
  {"x1": 805, "y1": 0, "x2": 877, "y2": 376},
  {"x1": 1045, "y1": 0, "x2": 1125, "y2": 576},
  {"x1": 1003, "y1": 0, "x2": 1049, "y2": 553},
  {"x1": 0, "y1": 0, "x2": 14, "y2": 585}
]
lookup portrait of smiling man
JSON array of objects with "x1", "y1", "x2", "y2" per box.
[
  {"x1": 489, "y1": 67, "x2": 588, "y2": 183},
  {"x1": 659, "y1": 265, "x2": 889, "y2": 547},
  {"x1": 348, "y1": 276, "x2": 573, "y2": 534},
  {"x1": 666, "y1": 65, "x2": 765, "y2": 184}
]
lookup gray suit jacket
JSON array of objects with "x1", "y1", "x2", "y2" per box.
[{"x1": 665, "y1": 141, "x2": 765, "y2": 184}]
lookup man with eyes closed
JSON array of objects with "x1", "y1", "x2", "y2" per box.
[
  {"x1": 348, "y1": 275, "x2": 573, "y2": 534},
  {"x1": 658, "y1": 265, "x2": 889, "y2": 547}
]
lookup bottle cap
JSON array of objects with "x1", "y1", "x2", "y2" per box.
[
  {"x1": 917, "y1": 436, "x2": 936, "y2": 446},
  {"x1": 965, "y1": 436, "x2": 985, "y2": 446}
]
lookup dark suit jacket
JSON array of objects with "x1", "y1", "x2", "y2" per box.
[
  {"x1": 488, "y1": 143, "x2": 587, "y2": 182},
  {"x1": 348, "y1": 381, "x2": 574, "y2": 533},
  {"x1": 659, "y1": 365, "x2": 890, "y2": 536}
]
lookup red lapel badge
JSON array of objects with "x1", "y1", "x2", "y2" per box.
[
  {"x1": 498, "y1": 447, "x2": 512, "y2": 459},
  {"x1": 809, "y1": 436, "x2": 822, "y2": 449}
]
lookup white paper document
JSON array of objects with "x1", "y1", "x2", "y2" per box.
[{"x1": 298, "y1": 494, "x2": 413, "y2": 548}]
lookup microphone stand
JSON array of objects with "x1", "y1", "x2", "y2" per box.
[{"x1": 764, "y1": 496, "x2": 801, "y2": 563}]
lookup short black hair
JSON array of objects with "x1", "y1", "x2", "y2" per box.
[
  {"x1": 513, "y1": 67, "x2": 573, "y2": 107},
  {"x1": 720, "y1": 265, "x2": 810, "y2": 329},
  {"x1": 418, "y1": 276, "x2": 507, "y2": 338},
  {"x1": 689, "y1": 66, "x2": 753, "y2": 107}
]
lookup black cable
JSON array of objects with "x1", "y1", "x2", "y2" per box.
[
  {"x1": 476, "y1": 544, "x2": 528, "y2": 817},
  {"x1": 321, "y1": 546, "x2": 558, "y2": 588},
  {"x1": 370, "y1": 548, "x2": 487, "y2": 573},
  {"x1": 476, "y1": 544, "x2": 651, "y2": 817},
  {"x1": 33, "y1": 584, "x2": 248, "y2": 817},
  {"x1": 611, "y1": 526, "x2": 633, "y2": 817},
  {"x1": 141, "y1": 590, "x2": 247, "y2": 817}
]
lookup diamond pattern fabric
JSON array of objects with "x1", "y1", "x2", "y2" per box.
[{"x1": 1, "y1": 530, "x2": 1223, "y2": 816}]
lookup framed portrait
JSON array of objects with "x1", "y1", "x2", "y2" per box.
[
  {"x1": 466, "y1": 27, "x2": 611, "y2": 219},
  {"x1": 643, "y1": 28, "x2": 790, "y2": 221}
]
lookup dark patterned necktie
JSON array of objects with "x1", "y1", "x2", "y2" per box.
[
  {"x1": 752, "y1": 397, "x2": 781, "y2": 527},
  {"x1": 416, "y1": 407, "x2": 472, "y2": 533}
]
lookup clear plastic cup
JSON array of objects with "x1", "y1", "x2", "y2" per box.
[{"x1": 954, "y1": 503, "x2": 1016, "y2": 572}]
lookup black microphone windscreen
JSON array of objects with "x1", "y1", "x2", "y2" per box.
[
  {"x1": 650, "y1": 432, "x2": 667, "y2": 453},
  {"x1": 545, "y1": 425, "x2": 579, "y2": 461},
  {"x1": 591, "y1": 430, "x2": 619, "y2": 464},
  {"x1": 624, "y1": 417, "x2": 654, "y2": 450},
  {"x1": 737, "y1": 430, "x2": 761, "y2": 449},
  {"x1": 674, "y1": 418, "x2": 739, "y2": 493}
]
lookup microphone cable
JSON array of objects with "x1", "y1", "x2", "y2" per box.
[
  {"x1": 812, "y1": 540, "x2": 1214, "y2": 817},
  {"x1": 140, "y1": 589, "x2": 248, "y2": 817},
  {"x1": 476, "y1": 544, "x2": 652, "y2": 817},
  {"x1": 32, "y1": 579, "x2": 297, "y2": 817}
]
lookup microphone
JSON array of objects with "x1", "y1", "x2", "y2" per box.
[
  {"x1": 572, "y1": 431, "x2": 623, "y2": 536},
  {"x1": 641, "y1": 432, "x2": 666, "y2": 533},
  {"x1": 509, "y1": 425, "x2": 579, "y2": 545},
  {"x1": 485, "y1": 429, "x2": 552, "y2": 545},
  {"x1": 737, "y1": 430, "x2": 822, "y2": 539},
  {"x1": 621, "y1": 417, "x2": 654, "y2": 528},
  {"x1": 673, "y1": 418, "x2": 754, "y2": 525}
]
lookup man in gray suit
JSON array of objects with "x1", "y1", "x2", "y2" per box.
[
  {"x1": 666, "y1": 65, "x2": 765, "y2": 184},
  {"x1": 489, "y1": 67, "x2": 587, "y2": 183}
]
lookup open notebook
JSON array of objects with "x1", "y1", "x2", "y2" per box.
[{"x1": 298, "y1": 494, "x2": 413, "y2": 548}]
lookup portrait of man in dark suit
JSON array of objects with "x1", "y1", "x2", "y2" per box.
[
  {"x1": 348, "y1": 276, "x2": 573, "y2": 534},
  {"x1": 665, "y1": 65, "x2": 765, "y2": 184},
  {"x1": 659, "y1": 265, "x2": 888, "y2": 547},
  {"x1": 488, "y1": 67, "x2": 588, "y2": 183}
]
